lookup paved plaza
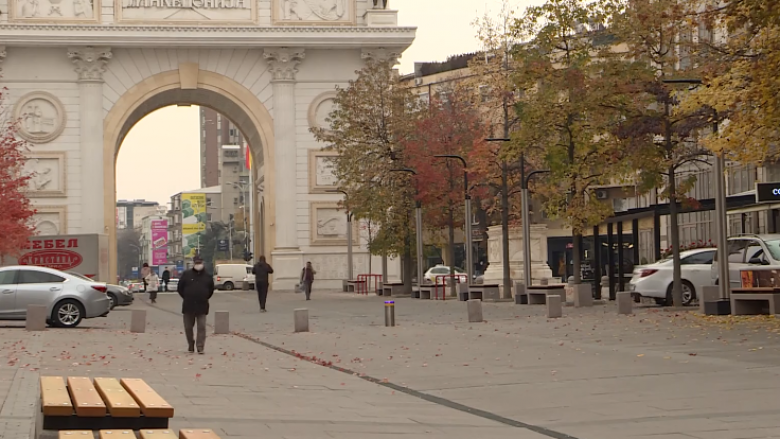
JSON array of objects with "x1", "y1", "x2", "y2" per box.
[{"x1": 2, "y1": 289, "x2": 780, "y2": 439}]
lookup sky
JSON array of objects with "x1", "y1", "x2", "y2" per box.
[{"x1": 116, "y1": 0, "x2": 542, "y2": 205}]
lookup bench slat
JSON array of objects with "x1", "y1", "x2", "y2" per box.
[
  {"x1": 99, "y1": 431, "x2": 135, "y2": 438},
  {"x1": 139, "y1": 429, "x2": 178, "y2": 439},
  {"x1": 41, "y1": 376, "x2": 74, "y2": 416},
  {"x1": 179, "y1": 429, "x2": 222, "y2": 439},
  {"x1": 120, "y1": 378, "x2": 174, "y2": 418},
  {"x1": 67, "y1": 377, "x2": 106, "y2": 417},
  {"x1": 58, "y1": 432, "x2": 93, "y2": 438},
  {"x1": 94, "y1": 377, "x2": 141, "y2": 418}
]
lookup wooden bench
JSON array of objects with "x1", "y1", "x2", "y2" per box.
[
  {"x1": 526, "y1": 285, "x2": 566, "y2": 305},
  {"x1": 58, "y1": 430, "x2": 220, "y2": 439},
  {"x1": 138, "y1": 430, "x2": 178, "y2": 439},
  {"x1": 730, "y1": 288, "x2": 780, "y2": 315},
  {"x1": 41, "y1": 376, "x2": 172, "y2": 431},
  {"x1": 179, "y1": 429, "x2": 222, "y2": 438}
]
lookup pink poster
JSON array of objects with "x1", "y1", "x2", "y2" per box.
[{"x1": 151, "y1": 219, "x2": 168, "y2": 266}]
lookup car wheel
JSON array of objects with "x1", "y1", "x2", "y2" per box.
[
  {"x1": 107, "y1": 293, "x2": 117, "y2": 310},
  {"x1": 224, "y1": 282, "x2": 234, "y2": 291},
  {"x1": 52, "y1": 300, "x2": 84, "y2": 328},
  {"x1": 681, "y1": 281, "x2": 695, "y2": 306}
]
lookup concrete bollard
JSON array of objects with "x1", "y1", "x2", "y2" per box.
[
  {"x1": 456, "y1": 283, "x2": 470, "y2": 301},
  {"x1": 214, "y1": 311, "x2": 230, "y2": 334},
  {"x1": 514, "y1": 282, "x2": 527, "y2": 304},
  {"x1": 699, "y1": 285, "x2": 719, "y2": 314},
  {"x1": 25, "y1": 305, "x2": 47, "y2": 331},
  {"x1": 130, "y1": 309, "x2": 146, "y2": 333},
  {"x1": 616, "y1": 292, "x2": 633, "y2": 315},
  {"x1": 546, "y1": 295, "x2": 562, "y2": 318},
  {"x1": 384, "y1": 301, "x2": 395, "y2": 327},
  {"x1": 600, "y1": 276, "x2": 610, "y2": 302},
  {"x1": 467, "y1": 299, "x2": 483, "y2": 323},
  {"x1": 294, "y1": 308, "x2": 309, "y2": 333},
  {"x1": 573, "y1": 283, "x2": 593, "y2": 307}
]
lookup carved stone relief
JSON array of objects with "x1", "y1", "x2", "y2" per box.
[
  {"x1": 22, "y1": 152, "x2": 66, "y2": 197},
  {"x1": 32, "y1": 206, "x2": 68, "y2": 236},
  {"x1": 308, "y1": 149, "x2": 338, "y2": 193},
  {"x1": 308, "y1": 91, "x2": 338, "y2": 132},
  {"x1": 12, "y1": 92, "x2": 67, "y2": 144},
  {"x1": 117, "y1": 0, "x2": 255, "y2": 23},
  {"x1": 310, "y1": 202, "x2": 356, "y2": 245},
  {"x1": 0, "y1": 47, "x2": 6, "y2": 75},
  {"x1": 12, "y1": 0, "x2": 98, "y2": 20},
  {"x1": 274, "y1": 0, "x2": 355, "y2": 24}
]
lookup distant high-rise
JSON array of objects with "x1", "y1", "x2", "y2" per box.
[{"x1": 200, "y1": 107, "x2": 244, "y2": 188}]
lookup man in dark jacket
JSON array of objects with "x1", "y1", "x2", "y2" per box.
[
  {"x1": 252, "y1": 255, "x2": 274, "y2": 312},
  {"x1": 161, "y1": 269, "x2": 171, "y2": 292},
  {"x1": 177, "y1": 256, "x2": 215, "y2": 354}
]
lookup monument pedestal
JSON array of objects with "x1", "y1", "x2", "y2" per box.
[{"x1": 483, "y1": 225, "x2": 552, "y2": 286}]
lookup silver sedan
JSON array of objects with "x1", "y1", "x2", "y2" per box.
[{"x1": 0, "y1": 265, "x2": 111, "y2": 328}]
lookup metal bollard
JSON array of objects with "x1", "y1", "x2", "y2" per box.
[{"x1": 384, "y1": 301, "x2": 395, "y2": 327}]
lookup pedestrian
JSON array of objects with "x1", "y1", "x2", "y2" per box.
[
  {"x1": 252, "y1": 255, "x2": 274, "y2": 312},
  {"x1": 177, "y1": 256, "x2": 215, "y2": 354},
  {"x1": 161, "y1": 269, "x2": 171, "y2": 292},
  {"x1": 145, "y1": 270, "x2": 160, "y2": 304},
  {"x1": 140, "y1": 263, "x2": 151, "y2": 292},
  {"x1": 300, "y1": 261, "x2": 316, "y2": 301}
]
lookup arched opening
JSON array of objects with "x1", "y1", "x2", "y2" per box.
[{"x1": 104, "y1": 69, "x2": 275, "y2": 282}]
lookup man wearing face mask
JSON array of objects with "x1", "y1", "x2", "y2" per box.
[{"x1": 177, "y1": 256, "x2": 215, "y2": 354}]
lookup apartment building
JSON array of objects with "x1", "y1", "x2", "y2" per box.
[{"x1": 116, "y1": 199, "x2": 159, "y2": 230}]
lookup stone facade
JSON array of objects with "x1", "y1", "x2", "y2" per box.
[{"x1": 0, "y1": 0, "x2": 413, "y2": 289}]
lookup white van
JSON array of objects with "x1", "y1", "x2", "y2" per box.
[{"x1": 214, "y1": 264, "x2": 253, "y2": 290}]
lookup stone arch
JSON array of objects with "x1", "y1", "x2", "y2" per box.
[{"x1": 103, "y1": 68, "x2": 275, "y2": 280}]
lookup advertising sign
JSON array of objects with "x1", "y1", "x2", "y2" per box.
[
  {"x1": 217, "y1": 239, "x2": 229, "y2": 251},
  {"x1": 2, "y1": 234, "x2": 110, "y2": 282},
  {"x1": 756, "y1": 182, "x2": 780, "y2": 203},
  {"x1": 151, "y1": 218, "x2": 168, "y2": 265},
  {"x1": 181, "y1": 193, "x2": 207, "y2": 258}
]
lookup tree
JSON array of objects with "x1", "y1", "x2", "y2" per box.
[
  {"x1": 603, "y1": 0, "x2": 713, "y2": 305},
  {"x1": 467, "y1": 0, "x2": 527, "y2": 296},
  {"x1": 511, "y1": 0, "x2": 627, "y2": 284},
  {"x1": 0, "y1": 86, "x2": 36, "y2": 260},
  {"x1": 312, "y1": 57, "x2": 425, "y2": 292},
  {"x1": 117, "y1": 227, "x2": 142, "y2": 279},
  {"x1": 405, "y1": 91, "x2": 487, "y2": 292}
]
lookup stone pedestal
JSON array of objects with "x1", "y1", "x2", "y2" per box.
[
  {"x1": 483, "y1": 225, "x2": 553, "y2": 286},
  {"x1": 130, "y1": 310, "x2": 146, "y2": 333},
  {"x1": 616, "y1": 292, "x2": 633, "y2": 315},
  {"x1": 546, "y1": 295, "x2": 562, "y2": 318},
  {"x1": 466, "y1": 299, "x2": 483, "y2": 323},
  {"x1": 26, "y1": 305, "x2": 47, "y2": 331},
  {"x1": 294, "y1": 308, "x2": 309, "y2": 333},
  {"x1": 214, "y1": 311, "x2": 229, "y2": 334}
]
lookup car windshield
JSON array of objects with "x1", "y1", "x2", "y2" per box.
[{"x1": 765, "y1": 240, "x2": 780, "y2": 260}]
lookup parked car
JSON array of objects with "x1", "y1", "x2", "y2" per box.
[
  {"x1": 67, "y1": 272, "x2": 133, "y2": 310},
  {"x1": 424, "y1": 265, "x2": 468, "y2": 284},
  {"x1": 629, "y1": 248, "x2": 716, "y2": 306},
  {"x1": 166, "y1": 278, "x2": 179, "y2": 292},
  {"x1": 214, "y1": 264, "x2": 253, "y2": 290},
  {"x1": 0, "y1": 266, "x2": 111, "y2": 327},
  {"x1": 711, "y1": 234, "x2": 780, "y2": 289}
]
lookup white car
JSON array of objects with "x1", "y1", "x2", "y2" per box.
[
  {"x1": 711, "y1": 234, "x2": 780, "y2": 289},
  {"x1": 629, "y1": 248, "x2": 716, "y2": 306},
  {"x1": 424, "y1": 265, "x2": 467, "y2": 284}
]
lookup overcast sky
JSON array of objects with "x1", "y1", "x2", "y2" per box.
[{"x1": 116, "y1": 0, "x2": 542, "y2": 205}]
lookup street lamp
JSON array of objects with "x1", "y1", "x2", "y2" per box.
[
  {"x1": 662, "y1": 78, "x2": 730, "y2": 301},
  {"x1": 233, "y1": 181, "x2": 251, "y2": 258},
  {"x1": 433, "y1": 154, "x2": 473, "y2": 286},
  {"x1": 391, "y1": 168, "x2": 424, "y2": 288},
  {"x1": 327, "y1": 189, "x2": 355, "y2": 281}
]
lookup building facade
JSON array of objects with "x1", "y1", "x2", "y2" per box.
[
  {"x1": 116, "y1": 199, "x2": 160, "y2": 230},
  {"x1": 199, "y1": 107, "x2": 245, "y2": 188}
]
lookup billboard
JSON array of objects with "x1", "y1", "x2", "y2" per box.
[
  {"x1": 151, "y1": 218, "x2": 168, "y2": 266},
  {"x1": 181, "y1": 193, "x2": 207, "y2": 259},
  {"x1": 2, "y1": 234, "x2": 110, "y2": 282}
]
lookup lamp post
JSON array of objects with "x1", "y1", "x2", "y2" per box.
[
  {"x1": 434, "y1": 155, "x2": 473, "y2": 286},
  {"x1": 327, "y1": 189, "x2": 354, "y2": 281},
  {"x1": 391, "y1": 168, "x2": 424, "y2": 287},
  {"x1": 662, "y1": 79, "x2": 729, "y2": 301}
]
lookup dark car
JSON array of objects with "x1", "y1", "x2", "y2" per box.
[{"x1": 67, "y1": 272, "x2": 134, "y2": 310}]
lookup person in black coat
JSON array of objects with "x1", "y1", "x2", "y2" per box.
[
  {"x1": 177, "y1": 256, "x2": 215, "y2": 354},
  {"x1": 252, "y1": 255, "x2": 274, "y2": 312},
  {"x1": 161, "y1": 269, "x2": 171, "y2": 292}
]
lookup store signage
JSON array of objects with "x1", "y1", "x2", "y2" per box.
[{"x1": 755, "y1": 182, "x2": 780, "y2": 203}]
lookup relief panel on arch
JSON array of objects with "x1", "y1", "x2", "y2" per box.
[
  {"x1": 11, "y1": 0, "x2": 100, "y2": 22},
  {"x1": 116, "y1": 0, "x2": 256, "y2": 23},
  {"x1": 273, "y1": 0, "x2": 356, "y2": 25}
]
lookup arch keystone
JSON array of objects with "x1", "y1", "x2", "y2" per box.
[{"x1": 179, "y1": 63, "x2": 199, "y2": 89}]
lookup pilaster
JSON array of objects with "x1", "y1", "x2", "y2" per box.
[{"x1": 68, "y1": 46, "x2": 112, "y2": 234}]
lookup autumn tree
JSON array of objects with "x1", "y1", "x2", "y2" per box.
[
  {"x1": 0, "y1": 86, "x2": 36, "y2": 260},
  {"x1": 601, "y1": 0, "x2": 714, "y2": 305},
  {"x1": 405, "y1": 91, "x2": 487, "y2": 290},
  {"x1": 511, "y1": 0, "x2": 628, "y2": 284},
  {"x1": 312, "y1": 57, "x2": 424, "y2": 292}
]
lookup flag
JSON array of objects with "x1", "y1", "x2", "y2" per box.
[{"x1": 245, "y1": 143, "x2": 251, "y2": 170}]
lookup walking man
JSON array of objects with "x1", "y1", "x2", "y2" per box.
[
  {"x1": 301, "y1": 261, "x2": 316, "y2": 301},
  {"x1": 177, "y1": 256, "x2": 214, "y2": 354},
  {"x1": 161, "y1": 268, "x2": 171, "y2": 292},
  {"x1": 252, "y1": 255, "x2": 274, "y2": 312}
]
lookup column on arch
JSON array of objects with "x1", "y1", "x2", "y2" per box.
[{"x1": 68, "y1": 46, "x2": 112, "y2": 234}]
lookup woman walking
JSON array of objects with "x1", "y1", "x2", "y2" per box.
[
  {"x1": 140, "y1": 263, "x2": 151, "y2": 292},
  {"x1": 145, "y1": 270, "x2": 160, "y2": 304},
  {"x1": 301, "y1": 261, "x2": 316, "y2": 301}
]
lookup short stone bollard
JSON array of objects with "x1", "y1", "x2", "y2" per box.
[
  {"x1": 699, "y1": 285, "x2": 720, "y2": 314},
  {"x1": 130, "y1": 309, "x2": 146, "y2": 333},
  {"x1": 467, "y1": 299, "x2": 483, "y2": 323},
  {"x1": 456, "y1": 283, "x2": 470, "y2": 301},
  {"x1": 294, "y1": 308, "x2": 309, "y2": 333},
  {"x1": 546, "y1": 295, "x2": 562, "y2": 318},
  {"x1": 573, "y1": 283, "x2": 593, "y2": 307},
  {"x1": 514, "y1": 281, "x2": 527, "y2": 304},
  {"x1": 616, "y1": 292, "x2": 633, "y2": 315},
  {"x1": 214, "y1": 311, "x2": 230, "y2": 334},
  {"x1": 25, "y1": 305, "x2": 47, "y2": 331}
]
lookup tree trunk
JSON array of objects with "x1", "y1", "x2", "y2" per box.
[
  {"x1": 500, "y1": 161, "x2": 511, "y2": 296},
  {"x1": 572, "y1": 231, "x2": 581, "y2": 284},
  {"x1": 668, "y1": 165, "x2": 683, "y2": 306}
]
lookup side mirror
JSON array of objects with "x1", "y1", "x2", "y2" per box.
[{"x1": 748, "y1": 257, "x2": 769, "y2": 265}]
